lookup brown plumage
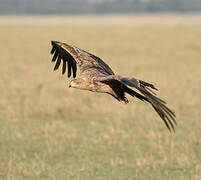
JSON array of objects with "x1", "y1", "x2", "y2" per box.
[{"x1": 50, "y1": 40, "x2": 176, "y2": 131}]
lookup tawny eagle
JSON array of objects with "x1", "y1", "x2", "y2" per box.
[{"x1": 50, "y1": 41, "x2": 176, "y2": 131}]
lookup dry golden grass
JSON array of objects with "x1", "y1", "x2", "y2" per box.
[{"x1": 0, "y1": 16, "x2": 201, "y2": 179}]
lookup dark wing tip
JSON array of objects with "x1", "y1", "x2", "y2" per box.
[
  {"x1": 51, "y1": 41, "x2": 60, "y2": 55},
  {"x1": 139, "y1": 80, "x2": 158, "y2": 91},
  {"x1": 50, "y1": 40, "x2": 77, "y2": 78},
  {"x1": 51, "y1": 40, "x2": 60, "y2": 46}
]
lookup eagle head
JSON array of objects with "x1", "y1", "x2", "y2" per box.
[{"x1": 69, "y1": 79, "x2": 81, "y2": 88}]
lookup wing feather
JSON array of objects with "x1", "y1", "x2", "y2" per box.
[
  {"x1": 120, "y1": 76, "x2": 176, "y2": 131},
  {"x1": 50, "y1": 41, "x2": 114, "y2": 79},
  {"x1": 54, "y1": 55, "x2": 62, "y2": 71},
  {"x1": 52, "y1": 50, "x2": 58, "y2": 62},
  {"x1": 51, "y1": 45, "x2": 56, "y2": 54},
  {"x1": 62, "y1": 60, "x2": 66, "y2": 74},
  {"x1": 95, "y1": 75, "x2": 176, "y2": 132},
  {"x1": 67, "y1": 61, "x2": 72, "y2": 78}
]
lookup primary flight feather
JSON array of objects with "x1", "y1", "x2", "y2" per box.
[{"x1": 50, "y1": 41, "x2": 176, "y2": 131}]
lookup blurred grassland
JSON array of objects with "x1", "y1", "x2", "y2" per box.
[{"x1": 0, "y1": 18, "x2": 201, "y2": 179}]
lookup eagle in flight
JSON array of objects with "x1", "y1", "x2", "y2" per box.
[{"x1": 50, "y1": 41, "x2": 176, "y2": 131}]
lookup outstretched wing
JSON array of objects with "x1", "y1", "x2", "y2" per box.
[
  {"x1": 50, "y1": 41, "x2": 114, "y2": 78},
  {"x1": 96, "y1": 75, "x2": 176, "y2": 132}
]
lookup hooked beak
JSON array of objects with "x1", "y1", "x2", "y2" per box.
[
  {"x1": 68, "y1": 81, "x2": 74, "y2": 88},
  {"x1": 68, "y1": 80, "x2": 77, "y2": 88}
]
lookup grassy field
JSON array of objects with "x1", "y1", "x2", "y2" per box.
[{"x1": 0, "y1": 16, "x2": 201, "y2": 179}]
